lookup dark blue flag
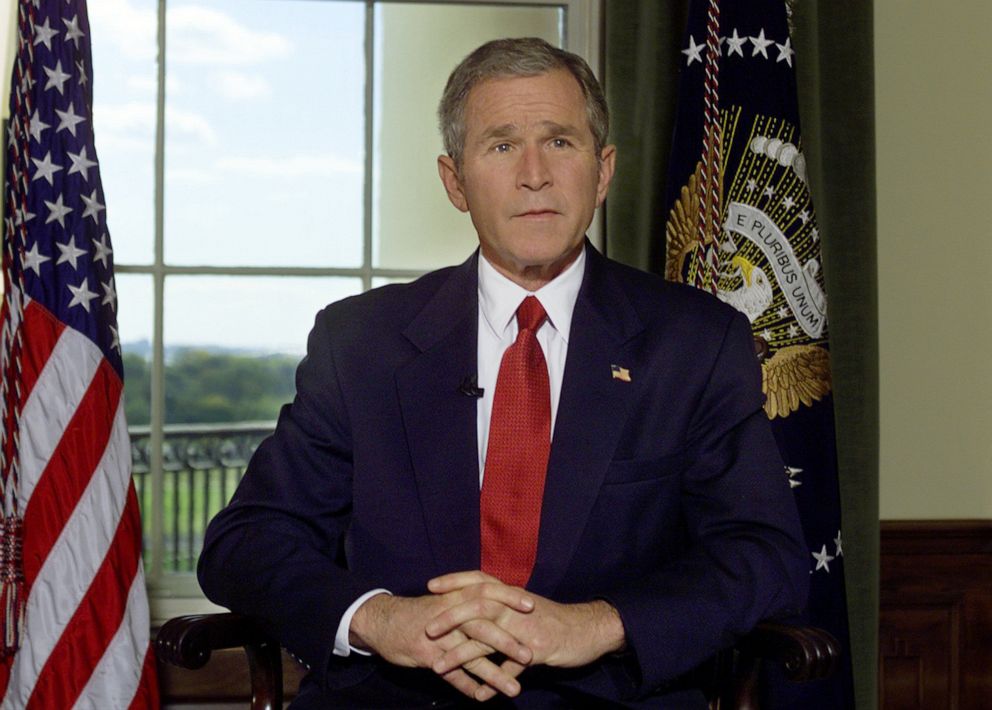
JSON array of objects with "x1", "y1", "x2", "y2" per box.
[{"x1": 663, "y1": 1, "x2": 854, "y2": 707}]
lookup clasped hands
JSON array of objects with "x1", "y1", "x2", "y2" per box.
[{"x1": 349, "y1": 570, "x2": 626, "y2": 702}]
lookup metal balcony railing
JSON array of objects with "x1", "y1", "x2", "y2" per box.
[{"x1": 130, "y1": 422, "x2": 275, "y2": 573}]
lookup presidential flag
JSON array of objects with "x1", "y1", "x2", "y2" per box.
[
  {"x1": 0, "y1": 0, "x2": 158, "y2": 706},
  {"x1": 663, "y1": 0, "x2": 854, "y2": 706}
]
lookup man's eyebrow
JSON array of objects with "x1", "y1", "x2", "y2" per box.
[
  {"x1": 539, "y1": 121, "x2": 580, "y2": 136},
  {"x1": 478, "y1": 121, "x2": 582, "y2": 142},
  {"x1": 480, "y1": 124, "x2": 519, "y2": 141}
]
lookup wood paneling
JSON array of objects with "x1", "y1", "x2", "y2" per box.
[{"x1": 880, "y1": 520, "x2": 992, "y2": 709}]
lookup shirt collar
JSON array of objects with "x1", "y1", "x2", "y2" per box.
[{"x1": 478, "y1": 247, "x2": 585, "y2": 343}]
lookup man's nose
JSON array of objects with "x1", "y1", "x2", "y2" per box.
[{"x1": 516, "y1": 145, "x2": 552, "y2": 190}]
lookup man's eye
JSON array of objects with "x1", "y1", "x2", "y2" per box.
[
  {"x1": 494, "y1": 143, "x2": 512, "y2": 153},
  {"x1": 551, "y1": 138, "x2": 571, "y2": 148}
]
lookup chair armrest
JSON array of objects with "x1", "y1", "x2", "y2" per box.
[
  {"x1": 737, "y1": 621, "x2": 840, "y2": 682},
  {"x1": 155, "y1": 613, "x2": 283, "y2": 710}
]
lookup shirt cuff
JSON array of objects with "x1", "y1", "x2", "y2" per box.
[{"x1": 332, "y1": 589, "x2": 391, "y2": 657}]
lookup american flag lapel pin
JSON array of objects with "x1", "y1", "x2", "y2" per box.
[{"x1": 610, "y1": 364, "x2": 631, "y2": 382}]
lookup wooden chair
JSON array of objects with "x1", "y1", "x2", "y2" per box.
[{"x1": 156, "y1": 612, "x2": 839, "y2": 709}]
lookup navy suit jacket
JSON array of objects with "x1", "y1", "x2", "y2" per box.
[{"x1": 198, "y1": 244, "x2": 808, "y2": 708}]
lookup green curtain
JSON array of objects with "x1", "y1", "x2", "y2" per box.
[{"x1": 604, "y1": 2, "x2": 879, "y2": 709}]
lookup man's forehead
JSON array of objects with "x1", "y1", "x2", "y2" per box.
[{"x1": 463, "y1": 70, "x2": 589, "y2": 135}]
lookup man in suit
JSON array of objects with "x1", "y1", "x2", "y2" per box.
[{"x1": 198, "y1": 38, "x2": 808, "y2": 708}]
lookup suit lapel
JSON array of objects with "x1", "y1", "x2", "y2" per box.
[
  {"x1": 396, "y1": 254, "x2": 482, "y2": 576},
  {"x1": 529, "y1": 246, "x2": 645, "y2": 596}
]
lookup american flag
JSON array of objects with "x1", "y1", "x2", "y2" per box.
[{"x1": 0, "y1": 0, "x2": 158, "y2": 707}]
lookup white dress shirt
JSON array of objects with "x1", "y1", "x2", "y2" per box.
[{"x1": 333, "y1": 249, "x2": 586, "y2": 656}]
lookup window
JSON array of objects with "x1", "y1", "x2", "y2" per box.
[{"x1": 88, "y1": 0, "x2": 601, "y2": 618}]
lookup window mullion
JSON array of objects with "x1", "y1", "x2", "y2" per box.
[
  {"x1": 147, "y1": 0, "x2": 168, "y2": 589},
  {"x1": 363, "y1": 1, "x2": 375, "y2": 291}
]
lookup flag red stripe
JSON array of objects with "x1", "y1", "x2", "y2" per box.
[
  {"x1": 18, "y1": 301, "x2": 66, "y2": 409},
  {"x1": 26, "y1": 490, "x2": 141, "y2": 710},
  {"x1": 21, "y1": 358, "x2": 121, "y2": 585}
]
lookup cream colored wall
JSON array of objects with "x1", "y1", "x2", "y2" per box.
[
  {"x1": 2, "y1": 0, "x2": 14, "y2": 119},
  {"x1": 875, "y1": 0, "x2": 992, "y2": 518}
]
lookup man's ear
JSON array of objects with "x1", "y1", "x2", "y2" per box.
[
  {"x1": 437, "y1": 155, "x2": 469, "y2": 213},
  {"x1": 595, "y1": 144, "x2": 617, "y2": 208}
]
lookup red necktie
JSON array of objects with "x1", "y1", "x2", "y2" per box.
[{"x1": 480, "y1": 296, "x2": 551, "y2": 587}]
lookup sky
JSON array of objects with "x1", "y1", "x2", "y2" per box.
[{"x1": 88, "y1": 0, "x2": 368, "y2": 355}]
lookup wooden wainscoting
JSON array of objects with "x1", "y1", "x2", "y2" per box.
[{"x1": 879, "y1": 520, "x2": 992, "y2": 709}]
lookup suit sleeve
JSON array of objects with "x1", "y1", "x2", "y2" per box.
[
  {"x1": 599, "y1": 311, "x2": 809, "y2": 694},
  {"x1": 197, "y1": 308, "x2": 375, "y2": 682}
]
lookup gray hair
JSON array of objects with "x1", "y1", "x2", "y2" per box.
[{"x1": 438, "y1": 37, "x2": 609, "y2": 165}]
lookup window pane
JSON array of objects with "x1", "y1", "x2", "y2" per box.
[
  {"x1": 160, "y1": 274, "x2": 360, "y2": 572},
  {"x1": 117, "y1": 273, "x2": 153, "y2": 541},
  {"x1": 372, "y1": 3, "x2": 563, "y2": 271},
  {"x1": 90, "y1": 0, "x2": 158, "y2": 266},
  {"x1": 118, "y1": 273, "x2": 154, "y2": 427},
  {"x1": 164, "y1": 0, "x2": 365, "y2": 268},
  {"x1": 163, "y1": 274, "x2": 361, "y2": 420}
]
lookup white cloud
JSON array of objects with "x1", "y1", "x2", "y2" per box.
[
  {"x1": 215, "y1": 155, "x2": 363, "y2": 179},
  {"x1": 125, "y1": 74, "x2": 183, "y2": 96},
  {"x1": 167, "y1": 5, "x2": 292, "y2": 66},
  {"x1": 93, "y1": 101, "x2": 156, "y2": 137},
  {"x1": 166, "y1": 107, "x2": 218, "y2": 146},
  {"x1": 88, "y1": 0, "x2": 157, "y2": 62},
  {"x1": 165, "y1": 167, "x2": 216, "y2": 185},
  {"x1": 90, "y1": 101, "x2": 216, "y2": 146},
  {"x1": 208, "y1": 71, "x2": 271, "y2": 101}
]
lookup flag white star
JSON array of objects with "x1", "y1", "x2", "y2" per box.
[
  {"x1": 812, "y1": 544, "x2": 835, "y2": 572},
  {"x1": 799, "y1": 209, "x2": 811, "y2": 224},
  {"x1": 67, "y1": 146, "x2": 98, "y2": 181},
  {"x1": 56, "y1": 102, "x2": 86, "y2": 136},
  {"x1": 782, "y1": 195, "x2": 796, "y2": 210},
  {"x1": 788, "y1": 323, "x2": 799, "y2": 338},
  {"x1": 23, "y1": 241, "x2": 52, "y2": 276},
  {"x1": 62, "y1": 14, "x2": 85, "y2": 47},
  {"x1": 745, "y1": 178, "x2": 757, "y2": 192},
  {"x1": 20, "y1": 72, "x2": 36, "y2": 94},
  {"x1": 750, "y1": 29, "x2": 774, "y2": 59},
  {"x1": 56, "y1": 236, "x2": 87, "y2": 269},
  {"x1": 44, "y1": 194, "x2": 73, "y2": 227},
  {"x1": 776, "y1": 37, "x2": 795, "y2": 67},
  {"x1": 777, "y1": 305, "x2": 790, "y2": 319},
  {"x1": 726, "y1": 29, "x2": 747, "y2": 58},
  {"x1": 29, "y1": 109, "x2": 51, "y2": 142},
  {"x1": 92, "y1": 233, "x2": 113, "y2": 267},
  {"x1": 682, "y1": 35, "x2": 705, "y2": 66},
  {"x1": 31, "y1": 150, "x2": 63, "y2": 186},
  {"x1": 15, "y1": 207, "x2": 35, "y2": 226},
  {"x1": 786, "y1": 466, "x2": 803, "y2": 489},
  {"x1": 81, "y1": 189, "x2": 106, "y2": 223},
  {"x1": 67, "y1": 278, "x2": 99, "y2": 312},
  {"x1": 6, "y1": 124, "x2": 16, "y2": 150},
  {"x1": 834, "y1": 530, "x2": 844, "y2": 557},
  {"x1": 76, "y1": 59, "x2": 88, "y2": 87},
  {"x1": 763, "y1": 186, "x2": 775, "y2": 198},
  {"x1": 811, "y1": 227, "x2": 820, "y2": 241},
  {"x1": 101, "y1": 278, "x2": 118, "y2": 311},
  {"x1": 43, "y1": 60, "x2": 72, "y2": 94},
  {"x1": 761, "y1": 328, "x2": 773, "y2": 341},
  {"x1": 33, "y1": 18, "x2": 59, "y2": 50},
  {"x1": 109, "y1": 324, "x2": 121, "y2": 353}
]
